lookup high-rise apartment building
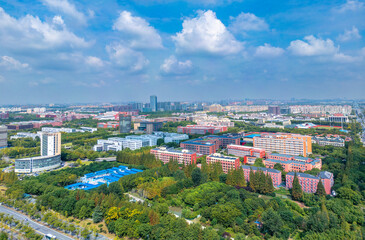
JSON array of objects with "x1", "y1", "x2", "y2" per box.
[
  {"x1": 0, "y1": 125, "x2": 8, "y2": 149},
  {"x1": 150, "y1": 95, "x2": 157, "y2": 112},
  {"x1": 119, "y1": 115, "x2": 132, "y2": 134},
  {"x1": 253, "y1": 133, "x2": 312, "y2": 157},
  {"x1": 40, "y1": 132, "x2": 61, "y2": 156}
]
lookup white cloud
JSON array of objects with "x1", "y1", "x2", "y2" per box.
[
  {"x1": 337, "y1": 0, "x2": 364, "y2": 12},
  {"x1": 0, "y1": 56, "x2": 29, "y2": 69},
  {"x1": 229, "y1": 12, "x2": 268, "y2": 33},
  {"x1": 173, "y1": 10, "x2": 243, "y2": 55},
  {"x1": 288, "y1": 35, "x2": 338, "y2": 56},
  {"x1": 160, "y1": 56, "x2": 193, "y2": 75},
  {"x1": 85, "y1": 56, "x2": 104, "y2": 67},
  {"x1": 255, "y1": 44, "x2": 284, "y2": 58},
  {"x1": 113, "y1": 11, "x2": 163, "y2": 49},
  {"x1": 288, "y1": 35, "x2": 360, "y2": 62},
  {"x1": 52, "y1": 15, "x2": 64, "y2": 26},
  {"x1": 0, "y1": 7, "x2": 90, "y2": 51},
  {"x1": 133, "y1": 0, "x2": 242, "y2": 6},
  {"x1": 106, "y1": 44, "x2": 149, "y2": 72},
  {"x1": 338, "y1": 27, "x2": 361, "y2": 42},
  {"x1": 41, "y1": 0, "x2": 87, "y2": 25}
]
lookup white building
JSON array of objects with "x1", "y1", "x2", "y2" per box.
[
  {"x1": 40, "y1": 132, "x2": 61, "y2": 156},
  {"x1": 10, "y1": 132, "x2": 40, "y2": 140}
]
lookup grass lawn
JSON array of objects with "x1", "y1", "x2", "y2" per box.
[{"x1": 275, "y1": 187, "x2": 290, "y2": 196}]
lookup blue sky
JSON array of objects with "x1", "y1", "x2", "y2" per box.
[{"x1": 0, "y1": 0, "x2": 364, "y2": 104}]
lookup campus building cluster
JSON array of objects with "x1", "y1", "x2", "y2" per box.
[
  {"x1": 177, "y1": 125, "x2": 228, "y2": 135},
  {"x1": 65, "y1": 166, "x2": 143, "y2": 190},
  {"x1": 227, "y1": 145, "x2": 266, "y2": 164},
  {"x1": 253, "y1": 133, "x2": 312, "y2": 157},
  {"x1": 180, "y1": 135, "x2": 240, "y2": 155},
  {"x1": 264, "y1": 153, "x2": 322, "y2": 172},
  {"x1": 286, "y1": 171, "x2": 334, "y2": 194},
  {"x1": 15, "y1": 132, "x2": 62, "y2": 173},
  {"x1": 93, "y1": 132, "x2": 189, "y2": 152},
  {"x1": 150, "y1": 147, "x2": 197, "y2": 165},
  {"x1": 206, "y1": 153, "x2": 239, "y2": 173}
]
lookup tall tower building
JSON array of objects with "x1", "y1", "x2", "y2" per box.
[
  {"x1": 0, "y1": 125, "x2": 8, "y2": 149},
  {"x1": 150, "y1": 95, "x2": 157, "y2": 112},
  {"x1": 40, "y1": 132, "x2": 61, "y2": 156},
  {"x1": 119, "y1": 115, "x2": 132, "y2": 134}
]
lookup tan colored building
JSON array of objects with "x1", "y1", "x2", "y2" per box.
[{"x1": 253, "y1": 133, "x2": 312, "y2": 157}]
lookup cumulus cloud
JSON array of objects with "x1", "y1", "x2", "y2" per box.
[
  {"x1": 229, "y1": 12, "x2": 268, "y2": 33},
  {"x1": 337, "y1": 27, "x2": 361, "y2": 42},
  {"x1": 0, "y1": 7, "x2": 90, "y2": 51},
  {"x1": 255, "y1": 44, "x2": 284, "y2": 58},
  {"x1": 336, "y1": 0, "x2": 364, "y2": 12},
  {"x1": 288, "y1": 35, "x2": 359, "y2": 62},
  {"x1": 85, "y1": 56, "x2": 104, "y2": 67},
  {"x1": 113, "y1": 11, "x2": 163, "y2": 49},
  {"x1": 160, "y1": 56, "x2": 193, "y2": 75},
  {"x1": 288, "y1": 35, "x2": 338, "y2": 56},
  {"x1": 0, "y1": 56, "x2": 29, "y2": 69},
  {"x1": 106, "y1": 44, "x2": 149, "y2": 72},
  {"x1": 41, "y1": 0, "x2": 87, "y2": 25},
  {"x1": 173, "y1": 10, "x2": 243, "y2": 55}
]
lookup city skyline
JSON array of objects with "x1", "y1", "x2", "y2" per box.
[{"x1": 0, "y1": 0, "x2": 364, "y2": 104}]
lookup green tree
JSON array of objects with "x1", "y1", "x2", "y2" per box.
[
  {"x1": 316, "y1": 180, "x2": 326, "y2": 197},
  {"x1": 291, "y1": 173, "x2": 303, "y2": 201},
  {"x1": 253, "y1": 158, "x2": 265, "y2": 167},
  {"x1": 92, "y1": 206, "x2": 103, "y2": 223},
  {"x1": 266, "y1": 174, "x2": 275, "y2": 194},
  {"x1": 273, "y1": 163, "x2": 284, "y2": 171},
  {"x1": 191, "y1": 167, "x2": 202, "y2": 186}
]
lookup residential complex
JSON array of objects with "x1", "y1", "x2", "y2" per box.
[
  {"x1": 264, "y1": 153, "x2": 322, "y2": 172},
  {"x1": 150, "y1": 147, "x2": 197, "y2": 165},
  {"x1": 10, "y1": 132, "x2": 40, "y2": 140},
  {"x1": 241, "y1": 165, "x2": 282, "y2": 187},
  {"x1": 206, "y1": 153, "x2": 239, "y2": 173},
  {"x1": 177, "y1": 125, "x2": 228, "y2": 135},
  {"x1": 253, "y1": 133, "x2": 312, "y2": 157},
  {"x1": 65, "y1": 166, "x2": 143, "y2": 190},
  {"x1": 286, "y1": 171, "x2": 334, "y2": 195},
  {"x1": 0, "y1": 125, "x2": 8, "y2": 149}
]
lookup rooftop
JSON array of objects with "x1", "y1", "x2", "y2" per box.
[{"x1": 241, "y1": 165, "x2": 281, "y2": 174}]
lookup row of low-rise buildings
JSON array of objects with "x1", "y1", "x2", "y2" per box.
[
  {"x1": 150, "y1": 146, "x2": 333, "y2": 195},
  {"x1": 93, "y1": 132, "x2": 189, "y2": 152},
  {"x1": 177, "y1": 125, "x2": 228, "y2": 135}
]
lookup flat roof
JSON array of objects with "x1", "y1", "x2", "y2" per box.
[{"x1": 241, "y1": 165, "x2": 281, "y2": 174}]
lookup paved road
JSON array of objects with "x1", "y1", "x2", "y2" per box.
[{"x1": 0, "y1": 205, "x2": 75, "y2": 240}]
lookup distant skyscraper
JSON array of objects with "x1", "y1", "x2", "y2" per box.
[
  {"x1": 0, "y1": 125, "x2": 8, "y2": 149},
  {"x1": 40, "y1": 132, "x2": 61, "y2": 156},
  {"x1": 150, "y1": 95, "x2": 157, "y2": 112},
  {"x1": 119, "y1": 115, "x2": 132, "y2": 133}
]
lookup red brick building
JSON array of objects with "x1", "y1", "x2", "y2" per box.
[
  {"x1": 241, "y1": 165, "x2": 282, "y2": 187},
  {"x1": 227, "y1": 145, "x2": 265, "y2": 164},
  {"x1": 150, "y1": 147, "x2": 197, "y2": 165},
  {"x1": 286, "y1": 171, "x2": 333, "y2": 195},
  {"x1": 264, "y1": 153, "x2": 322, "y2": 172},
  {"x1": 206, "y1": 153, "x2": 240, "y2": 173}
]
